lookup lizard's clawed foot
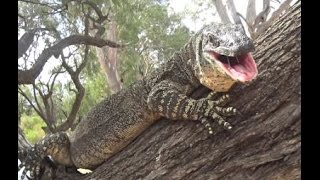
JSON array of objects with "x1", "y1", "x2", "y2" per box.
[
  {"x1": 200, "y1": 92, "x2": 237, "y2": 134},
  {"x1": 18, "y1": 147, "x2": 42, "y2": 180}
]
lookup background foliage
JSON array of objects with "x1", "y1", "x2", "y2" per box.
[{"x1": 18, "y1": 0, "x2": 191, "y2": 143}]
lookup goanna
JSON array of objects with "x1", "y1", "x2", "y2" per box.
[{"x1": 18, "y1": 22, "x2": 258, "y2": 179}]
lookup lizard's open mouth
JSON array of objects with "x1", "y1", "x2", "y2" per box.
[{"x1": 210, "y1": 51, "x2": 258, "y2": 82}]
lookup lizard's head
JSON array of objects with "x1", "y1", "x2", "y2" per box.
[{"x1": 193, "y1": 23, "x2": 258, "y2": 92}]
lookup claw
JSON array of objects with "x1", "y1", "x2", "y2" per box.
[
  {"x1": 212, "y1": 112, "x2": 233, "y2": 130},
  {"x1": 214, "y1": 106, "x2": 237, "y2": 116},
  {"x1": 206, "y1": 91, "x2": 218, "y2": 100},
  {"x1": 199, "y1": 116, "x2": 214, "y2": 135},
  {"x1": 214, "y1": 94, "x2": 230, "y2": 106}
]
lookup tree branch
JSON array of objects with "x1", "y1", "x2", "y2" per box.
[
  {"x1": 253, "y1": 3, "x2": 271, "y2": 27},
  {"x1": 38, "y1": 83, "x2": 55, "y2": 130},
  {"x1": 32, "y1": 83, "x2": 44, "y2": 117},
  {"x1": 18, "y1": 86, "x2": 47, "y2": 123},
  {"x1": 54, "y1": 54, "x2": 85, "y2": 132},
  {"x1": 226, "y1": 0, "x2": 243, "y2": 26},
  {"x1": 18, "y1": 35, "x2": 124, "y2": 85},
  {"x1": 212, "y1": 0, "x2": 231, "y2": 23},
  {"x1": 83, "y1": 1, "x2": 110, "y2": 23},
  {"x1": 246, "y1": 0, "x2": 256, "y2": 25},
  {"x1": 19, "y1": 0, "x2": 52, "y2": 6},
  {"x1": 47, "y1": 68, "x2": 64, "y2": 126},
  {"x1": 18, "y1": 29, "x2": 37, "y2": 59}
]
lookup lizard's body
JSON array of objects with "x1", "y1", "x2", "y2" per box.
[
  {"x1": 19, "y1": 23, "x2": 258, "y2": 179},
  {"x1": 69, "y1": 52, "x2": 198, "y2": 168}
]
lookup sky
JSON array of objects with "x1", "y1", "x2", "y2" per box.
[
  {"x1": 168, "y1": 0, "x2": 262, "y2": 32},
  {"x1": 167, "y1": 0, "x2": 297, "y2": 32}
]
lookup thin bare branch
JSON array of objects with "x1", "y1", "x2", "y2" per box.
[
  {"x1": 83, "y1": 1, "x2": 110, "y2": 23},
  {"x1": 226, "y1": 0, "x2": 242, "y2": 25},
  {"x1": 83, "y1": 9, "x2": 90, "y2": 36},
  {"x1": 61, "y1": 54, "x2": 75, "y2": 75},
  {"x1": 237, "y1": 12, "x2": 251, "y2": 28},
  {"x1": 18, "y1": 13, "x2": 27, "y2": 28},
  {"x1": 272, "y1": 0, "x2": 281, "y2": 4},
  {"x1": 49, "y1": 95, "x2": 54, "y2": 121},
  {"x1": 33, "y1": 81, "x2": 45, "y2": 100},
  {"x1": 40, "y1": 9, "x2": 66, "y2": 16},
  {"x1": 45, "y1": 68, "x2": 64, "y2": 124},
  {"x1": 19, "y1": 0, "x2": 51, "y2": 6},
  {"x1": 18, "y1": 28, "x2": 53, "y2": 59},
  {"x1": 18, "y1": 86, "x2": 46, "y2": 122},
  {"x1": 263, "y1": 0, "x2": 271, "y2": 10},
  {"x1": 77, "y1": 46, "x2": 90, "y2": 74},
  {"x1": 55, "y1": 54, "x2": 85, "y2": 132},
  {"x1": 61, "y1": 108, "x2": 69, "y2": 119},
  {"x1": 49, "y1": 68, "x2": 64, "y2": 93},
  {"x1": 212, "y1": 0, "x2": 231, "y2": 23},
  {"x1": 253, "y1": 4, "x2": 271, "y2": 27},
  {"x1": 32, "y1": 82, "x2": 57, "y2": 131},
  {"x1": 32, "y1": 83, "x2": 44, "y2": 116},
  {"x1": 246, "y1": 0, "x2": 256, "y2": 25},
  {"x1": 18, "y1": 29, "x2": 37, "y2": 59},
  {"x1": 19, "y1": 35, "x2": 124, "y2": 85},
  {"x1": 68, "y1": 83, "x2": 77, "y2": 94},
  {"x1": 33, "y1": 81, "x2": 57, "y2": 130},
  {"x1": 18, "y1": 13, "x2": 25, "y2": 20},
  {"x1": 19, "y1": 0, "x2": 61, "y2": 10}
]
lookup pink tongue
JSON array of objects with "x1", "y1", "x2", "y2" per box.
[{"x1": 233, "y1": 64, "x2": 246, "y2": 73}]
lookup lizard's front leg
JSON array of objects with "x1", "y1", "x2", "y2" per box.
[{"x1": 147, "y1": 80, "x2": 237, "y2": 134}]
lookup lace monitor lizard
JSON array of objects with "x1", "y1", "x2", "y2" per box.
[{"x1": 18, "y1": 22, "x2": 258, "y2": 179}]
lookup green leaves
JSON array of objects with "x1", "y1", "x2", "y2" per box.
[
  {"x1": 113, "y1": 0, "x2": 190, "y2": 85},
  {"x1": 110, "y1": 0, "x2": 122, "y2": 7},
  {"x1": 20, "y1": 114, "x2": 47, "y2": 144},
  {"x1": 79, "y1": 71, "x2": 110, "y2": 117}
]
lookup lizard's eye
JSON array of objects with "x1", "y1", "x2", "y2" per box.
[
  {"x1": 208, "y1": 34, "x2": 219, "y2": 46},
  {"x1": 208, "y1": 34, "x2": 214, "y2": 42}
]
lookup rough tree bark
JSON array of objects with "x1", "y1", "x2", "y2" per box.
[{"x1": 54, "y1": 1, "x2": 301, "y2": 179}]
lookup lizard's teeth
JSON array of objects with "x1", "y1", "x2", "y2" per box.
[{"x1": 213, "y1": 52, "x2": 258, "y2": 82}]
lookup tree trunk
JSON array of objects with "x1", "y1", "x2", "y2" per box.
[
  {"x1": 95, "y1": 21, "x2": 123, "y2": 94},
  {"x1": 56, "y1": 1, "x2": 301, "y2": 179}
]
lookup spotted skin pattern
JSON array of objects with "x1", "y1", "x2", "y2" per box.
[
  {"x1": 18, "y1": 22, "x2": 256, "y2": 179},
  {"x1": 19, "y1": 132, "x2": 72, "y2": 179},
  {"x1": 147, "y1": 87, "x2": 236, "y2": 133}
]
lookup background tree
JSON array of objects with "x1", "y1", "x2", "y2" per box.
[{"x1": 18, "y1": 0, "x2": 190, "y2": 143}]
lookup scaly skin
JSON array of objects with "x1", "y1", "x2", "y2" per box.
[{"x1": 18, "y1": 22, "x2": 258, "y2": 179}]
